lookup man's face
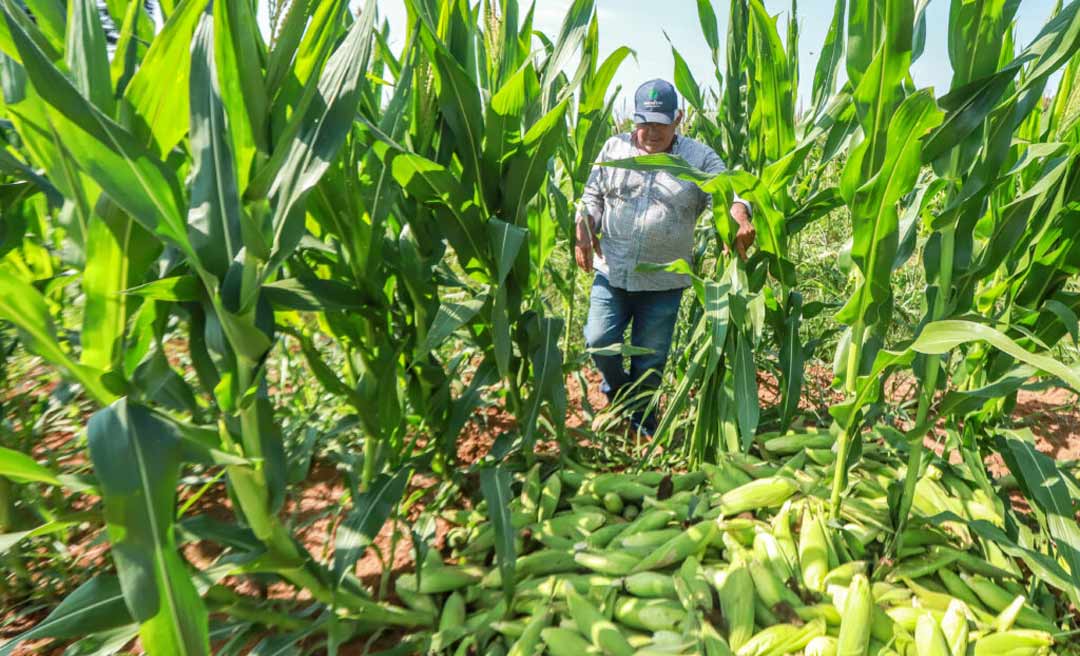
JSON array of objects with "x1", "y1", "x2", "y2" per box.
[{"x1": 633, "y1": 112, "x2": 681, "y2": 154}]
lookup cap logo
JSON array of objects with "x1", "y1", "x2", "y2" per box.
[{"x1": 649, "y1": 89, "x2": 660, "y2": 100}]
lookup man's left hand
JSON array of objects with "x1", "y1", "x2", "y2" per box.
[{"x1": 730, "y1": 203, "x2": 755, "y2": 261}]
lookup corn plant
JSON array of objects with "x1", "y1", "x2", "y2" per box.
[{"x1": 0, "y1": 0, "x2": 434, "y2": 651}]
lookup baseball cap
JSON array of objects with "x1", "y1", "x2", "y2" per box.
[{"x1": 633, "y1": 79, "x2": 679, "y2": 125}]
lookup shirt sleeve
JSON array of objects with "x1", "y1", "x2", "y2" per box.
[
  {"x1": 576, "y1": 138, "x2": 611, "y2": 231},
  {"x1": 699, "y1": 146, "x2": 752, "y2": 218}
]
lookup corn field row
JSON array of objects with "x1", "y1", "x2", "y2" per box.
[{"x1": 1, "y1": 0, "x2": 1080, "y2": 653}]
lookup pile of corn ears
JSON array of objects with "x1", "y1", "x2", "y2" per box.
[{"x1": 397, "y1": 430, "x2": 1069, "y2": 655}]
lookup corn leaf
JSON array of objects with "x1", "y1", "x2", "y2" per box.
[
  {"x1": 0, "y1": 266, "x2": 115, "y2": 403},
  {"x1": 81, "y1": 199, "x2": 159, "y2": 374},
  {"x1": 122, "y1": 0, "x2": 203, "y2": 156},
  {"x1": 997, "y1": 433, "x2": 1080, "y2": 608},
  {"x1": 0, "y1": 445, "x2": 62, "y2": 486},
  {"x1": 503, "y1": 98, "x2": 570, "y2": 227},
  {"x1": 0, "y1": 576, "x2": 132, "y2": 656},
  {"x1": 912, "y1": 319, "x2": 1080, "y2": 390},
  {"x1": 212, "y1": 0, "x2": 267, "y2": 193},
  {"x1": 333, "y1": 467, "x2": 411, "y2": 585},
  {"x1": 836, "y1": 90, "x2": 943, "y2": 331},
  {"x1": 523, "y1": 316, "x2": 566, "y2": 447},
  {"x1": 87, "y1": 400, "x2": 209, "y2": 656},
  {"x1": 539, "y1": 0, "x2": 594, "y2": 108},
  {"x1": 65, "y1": 0, "x2": 114, "y2": 116},
  {"x1": 811, "y1": 0, "x2": 844, "y2": 117},
  {"x1": 188, "y1": 11, "x2": 242, "y2": 281},
  {"x1": 266, "y1": 1, "x2": 375, "y2": 274},
  {"x1": 479, "y1": 465, "x2": 516, "y2": 606},
  {"x1": 420, "y1": 299, "x2": 485, "y2": 356},
  {"x1": 2, "y1": 4, "x2": 191, "y2": 254},
  {"x1": 747, "y1": 0, "x2": 795, "y2": 164}
]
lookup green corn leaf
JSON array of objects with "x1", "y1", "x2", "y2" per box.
[
  {"x1": 122, "y1": 0, "x2": 203, "y2": 156},
  {"x1": 845, "y1": 1, "x2": 882, "y2": 92},
  {"x1": 212, "y1": 0, "x2": 267, "y2": 193},
  {"x1": 696, "y1": 0, "x2": 721, "y2": 58},
  {"x1": 263, "y1": 277, "x2": 369, "y2": 312},
  {"x1": 580, "y1": 46, "x2": 634, "y2": 114},
  {"x1": 0, "y1": 0, "x2": 60, "y2": 64},
  {"x1": 420, "y1": 298, "x2": 485, "y2": 356},
  {"x1": 670, "y1": 42, "x2": 704, "y2": 111},
  {"x1": 188, "y1": 9, "x2": 243, "y2": 281},
  {"x1": 746, "y1": 0, "x2": 795, "y2": 165},
  {"x1": 65, "y1": 0, "x2": 114, "y2": 115},
  {"x1": 539, "y1": 0, "x2": 594, "y2": 108},
  {"x1": 911, "y1": 319, "x2": 1080, "y2": 391},
  {"x1": 378, "y1": 144, "x2": 488, "y2": 271},
  {"x1": 0, "y1": 576, "x2": 132, "y2": 656},
  {"x1": 1044, "y1": 298, "x2": 1080, "y2": 345},
  {"x1": 733, "y1": 327, "x2": 759, "y2": 452},
  {"x1": 80, "y1": 199, "x2": 159, "y2": 374},
  {"x1": 810, "y1": 0, "x2": 844, "y2": 117},
  {"x1": 131, "y1": 346, "x2": 200, "y2": 415},
  {"x1": 777, "y1": 292, "x2": 805, "y2": 432},
  {"x1": 923, "y1": 1, "x2": 1080, "y2": 162},
  {"x1": 997, "y1": 433, "x2": 1080, "y2": 608},
  {"x1": 1, "y1": 4, "x2": 191, "y2": 254},
  {"x1": 264, "y1": 0, "x2": 315, "y2": 94},
  {"x1": 288, "y1": 0, "x2": 348, "y2": 93},
  {"x1": 17, "y1": 1, "x2": 62, "y2": 54},
  {"x1": 106, "y1": 0, "x2": 143, "y2": 95},
  {"x1": 829, "y1": 348, "x2": 916, "y2": 429},
  {"x1": 333, "y1": 467, "x2": 412, "y2": 586},
  {"x1": 479, "y1": 464, "x2": 516, "y2": 607},
  {"x1": 527, "y1": 204, "x2": 556, "y2": 287},
  {"x1": 503, "y1": 97, "x2": 570, "y2": 228},
  {"x1": 836, "y1": 90, "x2": 943, "y2": 331},
  {"x1": 586, "y1": 344, "x2": 658, "y2": 357},
  {"x1": 123, "y1": 275, "x2": 202, "y2": 302},
  {"x1": 911, "y1": 0, "x2": 930, "y2": 61},
  {"x1": 0, "y1": 265, "x2": 115, "y2": 403},
  {"x1": 0, "y1": 445, "x2": 62, "y2": 485},
  {"x1": 482, "y1": 61, "x2": 537, "y2": 187},
  {"x1": 294, "y1": 334, "x2": 364, "y2": 409},
  {"x1": 443, "y1": 358, "x2": 499, "y2": 454},
  {"x1": 930, "y1": 511, "x2": 1079, "y2": 607},
  {"x1": 522, "y1": 316, "x2": 566, "y2": 447},
  {"x1": 419, "y1": 25, "x2": 486, "y2": 200},
  {"x1": 487, "y1": 217, "x2": 527, "y2": 381},
  {"x1": 87, "y1": 400, "x2": 209, "y2": 656},
  {"x1": 938, "y1": 366, "x2": 1037, "y2": 417},
  {"x1": 785, "y1": 187, "x2": 843, "y2": 235},
  {"x1": 723, "y1": 0, "x2": 749, "y2": 165},
  {"x1": 601, "y1": 152, "x2": 713, "y2": 182},
  {"x1": 266, "y1": 1, "x2": 375, "y2": 274},
  {"x1": 0, "y1": 518, "x2": 88, "y2": 554}
]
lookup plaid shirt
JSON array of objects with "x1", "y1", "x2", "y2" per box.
[{"x1": 577, "y1": 133, "x2": 749, "y2": 291}]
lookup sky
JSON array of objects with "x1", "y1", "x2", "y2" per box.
[{"x1": 363, "y1": 0, "x2": 1063, "y2": 117}]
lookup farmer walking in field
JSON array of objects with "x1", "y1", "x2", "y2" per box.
[{"x1": 575, "y1": 79, "x2": 755, "y2": 436}]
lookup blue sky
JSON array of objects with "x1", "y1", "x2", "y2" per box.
[{"x1": 367, "y1": 0, "x2": 1062, "y2": 117}]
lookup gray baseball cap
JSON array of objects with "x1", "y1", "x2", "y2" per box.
[{"x1": 633, "y1": 79, "x2": 679, "y2": 124}]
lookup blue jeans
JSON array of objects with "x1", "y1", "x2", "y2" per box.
[{"x1": 583, "y1": 273, "x2": 684, "y2": 403}]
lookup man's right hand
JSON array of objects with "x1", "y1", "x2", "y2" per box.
[{"x1": 575, "y1": 218, "x2": 601, "y2": 272}]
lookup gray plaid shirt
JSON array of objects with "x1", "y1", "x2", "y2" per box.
[{"x1": 577, "y1": 133, "x2": 749, "y2": 291}]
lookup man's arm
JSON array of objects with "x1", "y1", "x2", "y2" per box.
[
  {"x1": 700, "y1": 148, "x2": 756, "y2": 261},
  {"x1": 575, "y1": 140, "x2": 610, "y2": 272}
]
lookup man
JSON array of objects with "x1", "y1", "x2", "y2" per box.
[{"x1": 575, "y1": 79, "x2": 755, "y2": 435}]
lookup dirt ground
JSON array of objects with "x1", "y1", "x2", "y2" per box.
[{"x1": 2, "y1": 368, "x2": 1079, "y2": 655}]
